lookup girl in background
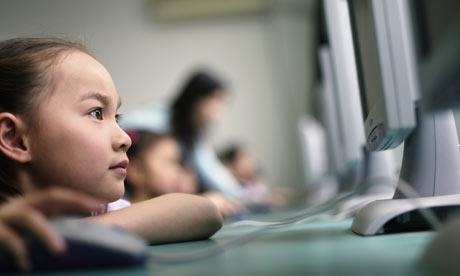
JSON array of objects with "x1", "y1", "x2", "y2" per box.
[
  {"x1": 220, "y1": 144, "x2": 288, "y2": 209},
  {"x1": 121, "y1": 71, "x2": 247, "y2": 217},
  {"x1": 123, "y1": 128, "x2": 246, "y2": 217},
  {"x1": 219, "y1": 144, "x2": 269, "y2": 203},
  {"x1": 124, "y1": 129, "x2": 197, "y2": 203},
  {"x1": 170, "y1": 71, "x2": 244, "y2": 199},
  {"x1": 0, "y1": 38, "x2": 222, "y2": 271}
]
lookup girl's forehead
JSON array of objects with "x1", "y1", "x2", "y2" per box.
[
  {"x1": 57, "y1": 52, "x2": 110, "y2": 82},
  {"x1": 51, "y1": 51, "x2": 118, "y2": 102}
]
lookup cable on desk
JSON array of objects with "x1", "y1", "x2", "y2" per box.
[
  {"x1": 148, "y1": 153, "x2": 440, "y2": 264},
  {"x1": 148, "y1": 178, "x2": 363, "y2": 264},
  {"x1": 223, "y1": 177, "x2": 440, "y2": 230},
  {"x1": 148, "y1": 178, "x2": 364, "y2": 263}
]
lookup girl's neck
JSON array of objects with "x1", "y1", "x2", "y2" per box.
[{"x1": 16, "y1": 170, "x2": 41, "y2": 195}]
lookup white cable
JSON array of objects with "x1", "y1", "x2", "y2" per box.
[
  {"x1": 149, "y1": 174, "x2": 440, "y2": 264},
  {"x1": 148, "y1": 173, "x2": 366, "y2": 264}
]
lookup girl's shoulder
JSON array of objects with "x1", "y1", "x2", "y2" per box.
[
  {"x1": 107, "y1": 198, "x2": 131, "y2": 212},
  {"x1": 91, "y1": 198, "x2": 131, "y2": 216}
]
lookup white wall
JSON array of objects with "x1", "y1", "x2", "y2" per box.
[{"x1": 0, "y1": 0, "x2": 318, "y2": 190}]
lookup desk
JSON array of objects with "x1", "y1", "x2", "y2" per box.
[{"x1": 31, "y1": 208, "x2": 438, "y2": 276}]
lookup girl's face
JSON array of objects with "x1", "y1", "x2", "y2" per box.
[
  {"x1": 193, "y1": 91, "x2": 226, "y2": 129},
  {"x1": 231, "y1": 149, "x2": 257, "y2": 181},
  {"x1": 140, "y1": 137, "x2": 185, "y2": 196},
  {"x1": 26, "y1": 51, "x2": 131, "y2": 202}
]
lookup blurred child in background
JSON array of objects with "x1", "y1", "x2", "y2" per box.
[
  {"x1": 120, "y1": 70, "x2": 248, "y2": 217},
  {"x1": 220, "y1": 144, "x2": 288, "y2": 209},
  {"x1": 169, "y1": 71, "x2": 244, "y2": 199},
  {"x1": 121, "y1": 71, "x2": 244, "y2": 198},
  {"x1": 124, "y1": 129, "x2": 197, "y2": 203},
  {"x1": 123, "y1": 128, "x2": 246, "y2": 217}
]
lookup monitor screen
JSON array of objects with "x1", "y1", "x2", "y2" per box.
[
  {"x1": 349, "y1": 0, "x2": 460, "y2": 236},
  {"x1": 348, "y1": 0, "x2": 417, "y2": 151},
  {"x1": 321, "y1": 0, "x2": 366, "y2": 183},
  {"x1": 411, "y1": 0, "x2": 460, "y2": 110},
  {"x1": 347, "y1": 0, "x2": 382, "y2": 119}
]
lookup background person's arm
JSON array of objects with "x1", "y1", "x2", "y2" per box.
[{"x1": 192, "y1": 141, "x2": 245, "y2": 199}]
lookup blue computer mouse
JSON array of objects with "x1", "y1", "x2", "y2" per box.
[{"x1": 0, "y1": 218, "x2": 148, "y2": 272}]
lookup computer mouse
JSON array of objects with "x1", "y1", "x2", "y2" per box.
[
  {"x1": 0, "y1": 218, "x2": 148, "y2": 273},
  {"x1": 422, "y1": 216, "x2": 460, "y2": 275}
]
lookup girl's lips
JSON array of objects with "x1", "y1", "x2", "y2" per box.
[
  {"x1": 111, "y1": 167, "x2": 127, "y2": 175},
  {"x1": 109, "y1": 159, "x2": 129, "y2": 175}
]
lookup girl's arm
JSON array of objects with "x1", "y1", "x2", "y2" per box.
[
  {"x1": 192, "y1": 142, "x2": 244, "y2": 199},
  {"x1": 87, "y1": 193, "x2": 223, "y2": 244}
]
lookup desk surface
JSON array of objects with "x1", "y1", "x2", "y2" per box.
[{"x1": 30, "y1": 208, "x2": 438, "y2": 276}]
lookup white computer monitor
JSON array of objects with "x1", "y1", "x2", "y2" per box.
[
  {"x1": 312, "y1": 0, "x2": 397, "y2": 210},
  {"x1": 348, "y1": 0, "x2": 418, "y2": 152},
  {"x1": 321, "y1": 0, "x2": 398, "y2": 188},
  {"x1": 320, "y1": 0, "x2": 365, "y2": 187},
  {"x1": 348, "y1": 0, "x2": 460, "y2": 235}
]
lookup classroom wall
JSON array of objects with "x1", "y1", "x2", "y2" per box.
[{"x1": 0, "y1": 0, "x2": 319, "y2": 190}]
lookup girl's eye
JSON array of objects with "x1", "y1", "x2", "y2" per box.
[{"x1": 90, "y1": 108, "x2": 103, "y2": 120}]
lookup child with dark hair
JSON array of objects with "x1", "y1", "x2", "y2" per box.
[
  {"x1": 220, "y1": 144, "x2": 288, "y2": 208},
  {"x1": 123, "y1": 129, "x2": 246, "y2": 218},
  {"x1": 120, "y1": 70, "x2": 247, "y2": 217},
  {"x1": 170, "y1": 71, "x2": 244, "y2": 198},
  {"x1": 124, "y1": 129, "x2": 197, "y2": 203},
  {"x1": 0, "y1": 38, "x2": 222, "y2": 271}
]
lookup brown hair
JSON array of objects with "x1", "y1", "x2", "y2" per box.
[
  {"x1": 0, "y1": 37, "x2": 89, "y2": 203},
  {"x1": 170, "y1": 70, "x2": 226, "y2": 160}
]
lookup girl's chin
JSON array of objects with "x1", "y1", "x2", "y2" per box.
[{"x1": 97, "y1": 185, "x2": 125, "y2": 203}]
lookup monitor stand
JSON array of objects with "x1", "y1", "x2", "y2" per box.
[
  {"x1": 352, "y1": 109, "x2": 460, "y2": 235},
  {"x1": 333, "y1": 150, "x2": 396, "y2": 216}
]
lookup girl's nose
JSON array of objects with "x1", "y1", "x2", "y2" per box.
[{"x1": 113, "y1": 124, "x2": 132, "y2": 152}]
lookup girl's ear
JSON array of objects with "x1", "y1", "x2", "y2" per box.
[{"x1": 0, "y1": 113, "x2": 32, "y2": 163}]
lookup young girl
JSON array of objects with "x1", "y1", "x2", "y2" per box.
[
  {"x1": 121, "y1": 71, "x2": 246, "y2": 199},
  {"x1": 219, "y1": 144, "x2": 269, "y2": 203},
  {"x1": 219, "y1": 144, "x2": 288, "y2": 208},
  {"x1": 123, "y1": 128, "x2": 245, "y2": 217},
  {"x1": 170, "y1": 71, "x2": 244, "y2": 198},
  {"x1": 124, "y1": 129, "x2": 198, "y2": 203},
  {"x1": 0, "y1": 38, "x2": 222, "y2": 271}
]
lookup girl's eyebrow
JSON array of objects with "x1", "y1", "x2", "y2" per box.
[{"x1": 80, "y1": 91, "x2": 121, "y2": 108}]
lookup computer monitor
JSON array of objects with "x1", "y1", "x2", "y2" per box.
[
  {"x1": 348, "y1": 0, "x2": 460, "y2": 235},
  {"x1": 321, "y1": 0, "x2": 365, "y2": 188},
  {"x1": 314, "y1": 0, "x2": 398, "y2": 209},
  {"x1": 298, "y1": 0, "x2": 366, "y2": 200},
  {"x1": 349, "y1": 0, "x2": 419, "y2": 152},
  {"x1": 314, "y1": 45, "x2": 396, "y2": 212},
  {"x1": 298, "y1": 113, "x2": 337, "y2": 204},
  {"x1": 297, "y1": 48, "x2": 345, "y2": 205},
  {"x1": 316, "y1": 45, "x2": 363, "y2": 192},
  {"x1": 298, "y1": 0, "x2": 397, "y2": 207}
]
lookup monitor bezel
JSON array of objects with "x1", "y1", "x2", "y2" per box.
[
  {"x1": 321, "y1": 0, "x2": 366, "y2": 177},
  {"x1": 348, "y1": 0, "x2": 418, "y2": 151}
]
